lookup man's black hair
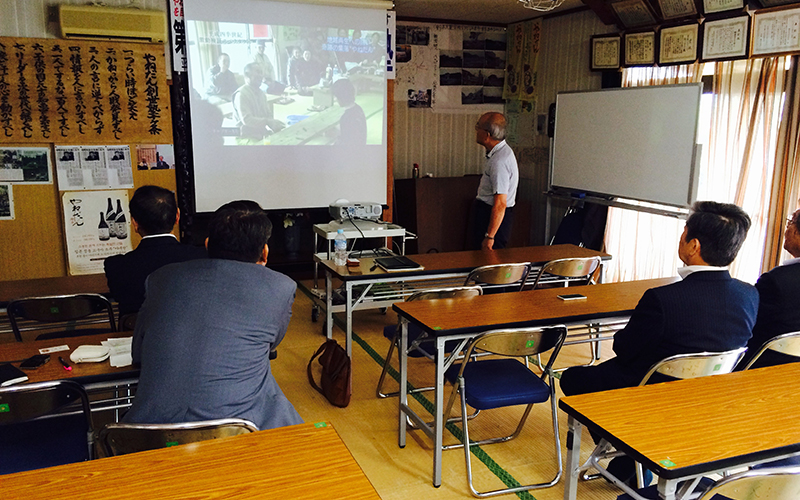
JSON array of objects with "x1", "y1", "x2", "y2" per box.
[
  {"x1": 129, "y1": 185, "x2": 178, "y2": 236},
  {"x1": 206, "y1": 200, "x2": 272, "y2": 263},
  {"x1": 332, "y1": 78, "x2": 356, "y2": 106},
  {"x1": 685, "y1": 201, "x2": 751, "y2": 266}
]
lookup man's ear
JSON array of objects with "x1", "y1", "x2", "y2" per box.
[
  {"x1": 259, "y1": 243, "x2": 269, "y2": 265},
  {"x1": 175, "y1": 208, "x2": 181, "y2": 227},
  {"x1": 204, "y1": 237, "x2": 209, "y2": 250}
]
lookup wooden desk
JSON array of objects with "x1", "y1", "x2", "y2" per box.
[
  {"x1": 392, "y1": 277, "x2": 676, "y2": 488},
  {"x1": 319, "y1": 244, "x2": 611, "y2": 357},
  {"x1": 560, "y1": 363, "x2": 800, "y2": 500},
  {"x1": 0, "y1": 274, "x2": 109, "y2": 305},
  {"x1": 0, "y1": 333, "x2": 138, "y2": 415},
  {"x1": 0, "y1": 422, "x2": 380, "y2": 499}
]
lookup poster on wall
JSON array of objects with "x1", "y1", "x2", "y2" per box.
[
  {"x1": 62, "y1": 190, "x2": 133, "y2": 276},
  {"x1": 0, "y1": 184, "x2": 13, "y2": 220},
  {"x1": 135, "y1": 144, "x2": 176, "y2": 170},
  {"x1": 0, "y1": 147, "x2": 52, "y2": 184},
  {"x1": 503, "y1": 19, "x2": 540, "y2": 103},
  {"x1": 394, "y1": 25, "x2": 438, "y2": 104},
  {"x1": 54, "y1": 145, "x2": 134, "y2": 190},
  {"x1": 0, "y1": 37, "x2": 172, "y2": 144}
]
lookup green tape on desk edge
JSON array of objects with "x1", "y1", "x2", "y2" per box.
[
  {"x1": 659, "y1": 459, "x2": 676, "y2": 468},
  {"x1": 314, "y1": 422, "x2": 327, "y2": 428},
  {"x1": 165, "y1": 441, "x2": 180, "y2": 447}
]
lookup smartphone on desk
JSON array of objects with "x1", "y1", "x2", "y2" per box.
[
  {"x1": 557, "y1": 293, "x2": 586, "y2": 301},
  {"x1": 19, "y1": 354, "x2": 50, "y2": 370}
]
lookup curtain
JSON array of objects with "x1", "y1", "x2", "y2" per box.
[
  {"x1": 605, "y1": 58, "x2": 793, "y2": 284},
  {"x1": 763, "y1": 56, "x2": 800, "y2": 271}
]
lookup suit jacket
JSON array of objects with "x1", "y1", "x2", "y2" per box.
[
  {"x1": 612, "y1": 270, "x2": 758, "y2": 380},
  {"x1": 125, "y1": 259, "x2": 302, "y2": 431},
  {"x1": 104, "y1": 236, "x2": 207, "y2": 316},
  {"x1": 743, "y1": 262, "x2": 800, "y2": 367}
]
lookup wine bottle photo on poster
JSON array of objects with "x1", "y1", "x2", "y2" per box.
[{"x1": 62, "y1": 189, "x2": 133, "y2": 276}]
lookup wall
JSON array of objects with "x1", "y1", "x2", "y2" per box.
[{"x1": 0, "y1": 0, "x2": 175, "y2": 281}]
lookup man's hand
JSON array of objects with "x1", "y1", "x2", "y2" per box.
[{"x1": 481, "y1": 237, "x2": 494, "y2": 251}]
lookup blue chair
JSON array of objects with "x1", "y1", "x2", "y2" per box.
[
  {"x1": 443, "y1": 325, "x2": 568, "y2": 497},
  {"x1": 617, "y1": 464, "x2": 800, "y2": 500},
  {"x1": 376, "y1": 286, "x2": 482, "y2": 398},
  {"x1": 0, "y1": 380, "x2": 93, "y2": 474}
]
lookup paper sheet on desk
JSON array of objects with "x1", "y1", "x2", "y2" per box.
[{"x1": 102, "y1": 337, "x2": 133, "y2": 367}]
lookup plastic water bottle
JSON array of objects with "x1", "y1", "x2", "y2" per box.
[{"x1": 334, "y1": 229, "x2": 347, "y2": 266}]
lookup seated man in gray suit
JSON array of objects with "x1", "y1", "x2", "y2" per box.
[
  {"x1": 560, "y1": 201, "x2": 758, "y2": 484},
  {"x1": 125, "y1": 201, "x2": 302, "y2": 430},
  {"x1": 104, "y1": 186, "x2": 206, "y2": 316},
  {"x1": 741, "y1": 207, "x2": 800, "y2": 368}
]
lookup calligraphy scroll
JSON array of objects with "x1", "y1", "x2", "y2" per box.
[
  {"x1": 503, "y1": 19, "x2": 541, "y2": 103},
  {"x1": 0, "y1": 37, "x2": 171, "y2": 143}
]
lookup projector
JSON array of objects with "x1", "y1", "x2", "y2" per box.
[{"x1": 329, "y1": 200, "x2": 383, "y2": 221}]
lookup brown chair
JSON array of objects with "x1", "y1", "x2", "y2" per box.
[
  {"x1": 464, "y1": 262, "x2": 531, "y2": 292},
  {"x1": 7, "y1": 294, "x2": 116, "y2": 342},
  {"x1": 98, "y1": 418, "x2": 259, "y2": 457}
]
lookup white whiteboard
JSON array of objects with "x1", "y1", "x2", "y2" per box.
[{"x1": 551, "y1": 84, "x2": 702, "y2": 208}]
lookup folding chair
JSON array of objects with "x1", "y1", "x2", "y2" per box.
[
  {"x1": 464, "y1": 262, "x2": 531, "y2": 293},
  {"x1": 529, "y1": 256, "x2": 603, "y2": 369},
  {"x1": 7, "y1": 294, "x2": 116, "y2": 342},
  {"x1": 617, "y1": 464, "x2": 800, "y2": 500},
  {"x1": 376, "y1": 286, "x2": 482, "y2": 398},
  {"x1": 581, "y1": 347, "x2": 748, "y2": 496},
  {"x1": 741, "y1": 331, "x2": 800, "y2": 370},
  {"x1": 0, "y1": 380, "x2": 94, "y2": 474},
  {"x1": 98, "y1": 418, "x2": 259, "y2": 457},
  {"x1": 442, "y1": 325, "x2": 568, "y2": 497}
]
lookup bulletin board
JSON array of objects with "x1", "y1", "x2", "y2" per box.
[{"x1": 0, "y1": 37, "x2": 175, "y2": 281}]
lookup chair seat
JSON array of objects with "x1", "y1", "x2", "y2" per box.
[{"x1": 445, "y1": 358, "x2": 550, "y2": 410}]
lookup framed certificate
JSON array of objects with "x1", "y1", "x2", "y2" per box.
[
  {"x1": 624, "y1": 31, "x2": 657, "y2": 66},
  {"x1": 612, "y1": 0, "x2": 657, "y2": 28},
  {"x1": 591, "y1": 34, "x2": 622, "y2": 70},
  {"x1": 751, "y1": 6, "x2": 800, "y2": 57},
  {"x1": 659, "y1": 23, "x2": 700, "y2": 64},
  {"x1": 757, "y1": 0, "x2": 799, "y2": 8},
  {"x1": 702, "y1": 0, "x2": 745, "y2": 15},
  {"x1": 701, "y1": 15, "x2": 750, "y2": 61},
  {"x1": 655, "y1": 0, "x2": 698, "y2": 20}
]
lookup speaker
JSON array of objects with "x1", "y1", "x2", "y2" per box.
[{"x1": 547, "y1": 103, "x2": 556, "y2": 138}]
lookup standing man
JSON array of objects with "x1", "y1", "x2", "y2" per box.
[
  {"x1": 125, "y1": 201, "x2": 302, "y2": 430},
  {"x1": 741, "y1": 207, "x2": 800, "y2": 368},
  {"x1": 470, "y1": 112, "x2": 519, "y2": 250},
  {"x1": 104, "y1": 186, "x2": 206, "y2": 317}
]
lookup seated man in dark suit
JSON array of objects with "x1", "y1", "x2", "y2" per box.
[
  {"x1": 741, "y1": 208, "x2": 800, "y2": 368},
  {"x1": 124, "y1": 201, "x2": 302, "y2": 430},
  {"x1": 104, "y1": 186, "x2": 206, "y2": 316},
  {"x1": 560, "y1": 201, "x2": 758, "y2": 483}
]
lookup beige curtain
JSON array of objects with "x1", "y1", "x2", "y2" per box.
[
  {"x1": 763, "y1": 56, "x2": 800, "y2": 271},
  {"x1": 605, "y1": 58, "x2": 792, "y2": 284}
]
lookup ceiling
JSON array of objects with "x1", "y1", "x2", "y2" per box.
[{"x1": 393, "y1": 0, "x2": 587, "y2": 25}]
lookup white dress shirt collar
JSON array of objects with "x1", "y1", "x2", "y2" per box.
[{"x1": 677, "y1": 265, "x2": 728, "y2": 279}]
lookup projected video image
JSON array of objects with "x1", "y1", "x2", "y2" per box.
[{"x1": 187, "y1": 21, "x2": 386, "y2": 146}]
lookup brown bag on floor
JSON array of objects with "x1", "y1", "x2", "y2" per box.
[{"x1": 307, "y1": 339, "x2": 351, "y2": 408}]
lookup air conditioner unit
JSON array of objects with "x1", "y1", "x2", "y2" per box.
[{"x1": 59, "y1": 5, "x2": 167, "y2": 44}]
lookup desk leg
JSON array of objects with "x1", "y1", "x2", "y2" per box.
[
  {"x1": 564, "y1": 415, "x2": 582, "y2": 500},
  {"x1": 398, "y1": 319, "x2": 408, "y2": 448},
  {"x1": 325, "y1": 271, "x2": 333, "y2": 340},
  {"x1": 433, "y1": 336, "x2": 445, "y2": 488},
  {"x1": 345, "y1": 281, "x2": 353, "y2": 357}
]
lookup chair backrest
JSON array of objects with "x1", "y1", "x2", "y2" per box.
[
  {"x1": 99, "y1": 418, "x2": 259, "y2": 457},
  {"x1": 407, "y1": 286, "x2": 483, "y2": 302},
  {"x1": 462, "y1": 325, "x2": 568, "y2": 377},
  {"x1": 0, "y1": 380, "x2": 93, "y2": 473},
  {"x1": 639, "y1": 347, "x2": 747, "y2": 386},
  {"x1": 7, "y1": 294, "x2": 116, "y2": 342},
  {"x1": 742, "y1": 331, "x2": 800, "y2": 370},
  {"x1": 464, "y1": 263, "x2": 531, "y2": 292},
  {"x1": 530, "y1": 256, "x2": 602, "y2": 290},
  {"x1": 696, "y1": 464, "x2": 800, "y2": 500}
]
